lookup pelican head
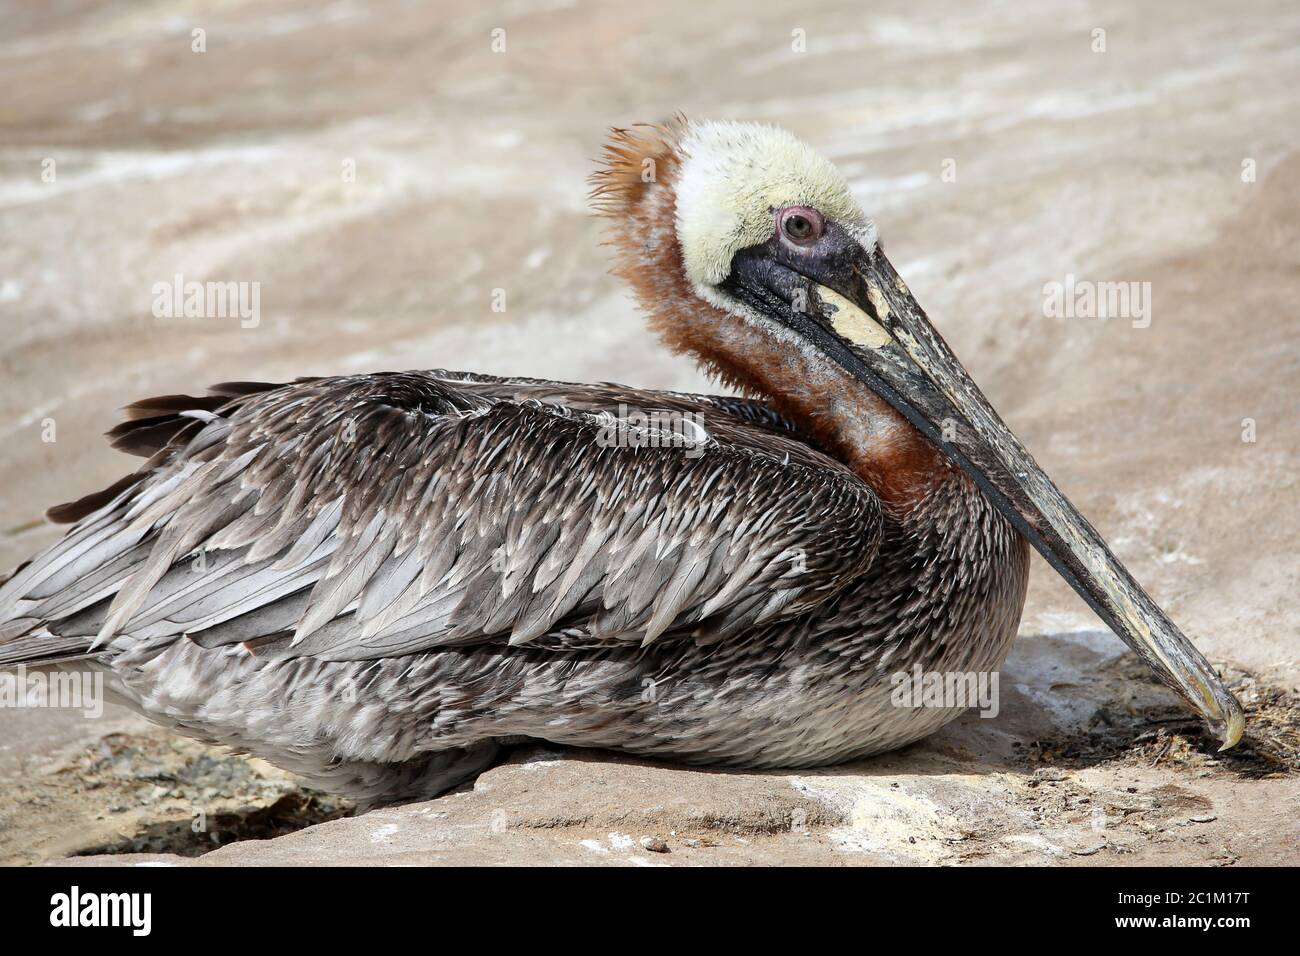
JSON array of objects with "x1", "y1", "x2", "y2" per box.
[{"x1": 592, "y1": 116, "x2": 1244, "y2": 749}]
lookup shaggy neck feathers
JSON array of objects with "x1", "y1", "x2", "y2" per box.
[{"x1": 590, "y1": 120, "x2": 949, "y2": 513}]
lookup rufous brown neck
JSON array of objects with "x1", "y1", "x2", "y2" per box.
[{"x1": 590, "y1": 121, "x2": 954, "y2": 514}]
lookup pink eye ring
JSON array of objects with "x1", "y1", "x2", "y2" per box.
[{"x1": 778, "y1": 206, "x2": 824, "y2": 245}]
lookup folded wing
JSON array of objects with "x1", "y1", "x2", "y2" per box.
[{"x1": 0, "y1": 371, "x2": 883, "y2": 665}]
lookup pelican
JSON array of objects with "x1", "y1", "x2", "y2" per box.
[{"x1": 0, "y1": 118, "x2": 1243, "y2": 805}]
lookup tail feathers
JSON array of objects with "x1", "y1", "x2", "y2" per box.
[
  {"x1": 47, "y1": 382, "x2": 281, "y2": 525},
  {"x1": 46, "y1": 472, "x2": 147, "y2": 524}
]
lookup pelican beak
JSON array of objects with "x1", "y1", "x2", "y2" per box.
[
  {"x1": 724, "y1": 228, "x2": 1244, "y2": 749},
  {"x1": 835, "y1": 249, "x2": 1243, "y2": 748}
]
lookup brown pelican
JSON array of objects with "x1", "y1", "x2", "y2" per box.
[{"x1": 0, "y1": 118, "x2": 1242, "y2": 805}]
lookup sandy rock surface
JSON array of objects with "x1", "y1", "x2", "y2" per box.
[{"x1": 1, "y1": 0, "x2": 1297, "y2": 865}]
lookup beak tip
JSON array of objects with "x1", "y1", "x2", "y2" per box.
[{"x1": 1215, "y1": 702, "x2": 1246, "y2": 752}]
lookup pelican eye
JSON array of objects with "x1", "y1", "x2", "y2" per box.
[{"x1": 778, "y1": 206, "x2": 824, "y2": 245}]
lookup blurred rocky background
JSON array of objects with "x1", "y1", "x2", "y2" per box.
[{"x1": 0, "y1": 0, "x2": 1296, "y2": 865}]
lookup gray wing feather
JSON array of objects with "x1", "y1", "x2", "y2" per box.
[{"x1": 0, "y1": 371, "x2": 883, "y2": 668}]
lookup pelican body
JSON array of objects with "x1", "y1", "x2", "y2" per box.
[{"x1": 0, "y1": 119, "x2": 1241, "y2": 804}]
